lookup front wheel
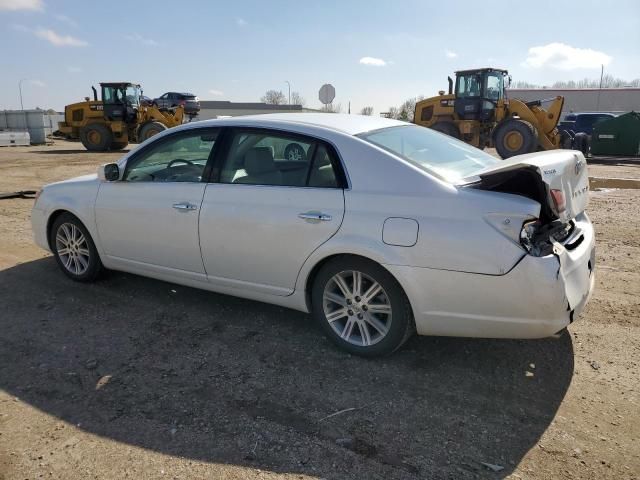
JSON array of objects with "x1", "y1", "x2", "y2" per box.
[
  {"x1": 311, "y1": 257, "x2": 414, "y2": 356},
  {"x1": 50, "y1": 213, "x2": 103, "y2": 282},
  {"x1": 494, "y1": 119, "x2": 538, "y2": 158}
]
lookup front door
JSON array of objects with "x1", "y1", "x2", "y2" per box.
[
  {"x1": 95, "y1": 128, "x2": 220, "y2": 280},
  {"x1": 199, "y1": 128, "x2": 346, "y2": 295}
]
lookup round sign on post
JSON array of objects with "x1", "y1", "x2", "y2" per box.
[{"x1": 319, "y1": 84, "x2": 336, "y2": 105}]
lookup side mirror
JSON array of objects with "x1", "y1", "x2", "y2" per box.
[{"x1": 98, "y1": 163, "x2": 120, "y2": 181}]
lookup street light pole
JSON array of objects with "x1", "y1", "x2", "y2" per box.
[
  {"x1": 285, "y1": 80, "x2": 291, "y2": 105},
  {"x1": 19, "y1": 78, "x2": 27, "y2": 111}
]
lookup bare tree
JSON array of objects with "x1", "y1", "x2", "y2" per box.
[
  {"x1": 397, "y1": 96, "x2": 423, "y2": 122},
  {"x1": 383, "y1": 106, "x2": 400, "y2": 119},
  {"x1": 261, "y1": 90, "x2": 287, "y2": 105},
  {"x1": 290, "y1": 91, "x2": 306, "y2": 106},
  {"x1": 321, "y1": 103, "x2": 342, "y2": 113},
  {"x1": 360, "y1": 106, "x2": 374, "y2": 116},
  {"x1": 513, "y1": 76, "x2": 640, "y2": 90}
]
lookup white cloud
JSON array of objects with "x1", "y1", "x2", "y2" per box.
[
  {"x1": 54, "y1": 14, "x2": 77, "y2": 28},
  {"x1": 0, "y1": 0, "x2": 43, "y2": 11},
  {"x1": 124, "y1": 33, "x2": 158, "y2": 46},
  {"x1": 236, "y1": 17, "x2": 247, "y2": 27},
  {"x1": 445, "y1": 50, "x2": 457, "y2": 59},
  {"x1": 208, "y1": 89, "x2": 224, "y2": 96},
  {"x1": 359, "y1": 56, "x2": 387, "y2": 67},
  {"x1": 35, "y1": 28, "x2": 87, "y2": 46},
  {"x1": 67, "y1": 66, "x2": 82, "y2": 73},
  {"x1": 29, "y1": 79, "x2": 46, "y2": 87},
  {"x1": 522, "y1": 42, "x2": 612, "y2": 70}
]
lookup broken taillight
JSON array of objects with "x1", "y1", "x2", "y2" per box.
[
  {"x1": 520, "y1": 219, "x2": 540, "y2": 253},
  {"x1": 550, "y1": 189, "x2": 566, "y2": 214}
]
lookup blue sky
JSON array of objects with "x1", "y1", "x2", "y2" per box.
[{"x1": 1, "y1": 0, "x2": 639, "y2": 113}]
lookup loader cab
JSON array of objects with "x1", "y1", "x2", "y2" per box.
[
  {"x1": 100, "y1": 82, "x2": 140, "y2": 123},
  {"x1": 454, "y1": 68, "x2": 507, "y2": 121}
]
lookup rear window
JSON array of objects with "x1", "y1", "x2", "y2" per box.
[{"x1": 357, "y1": 125, "x2": 499, "y2": 183}]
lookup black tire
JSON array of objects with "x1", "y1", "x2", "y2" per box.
[
  {"x1": 430, "y1": 121, "x2": 461, "y2": 139},
  {"x1": 110, "y1": 140, "x2": 129, "y2": 150},
  {"x1": 494, "y1": 119, "x2": 537, "y2": 159},
  {"x1": 50, "y1": 213, "x2": 103, "y2": 282},
  {"x1": 138, "y1": 121, "x2": 168, "y2": 142},
  {"x1": 573, "y1": 133, "x2": 590, "y2": 156},
  {"x1": 311, "y1": 256, "x2": 414, "y2": 357},
  {"x1": 80, "y1": 123, "x2": 113, "y2": 152}
]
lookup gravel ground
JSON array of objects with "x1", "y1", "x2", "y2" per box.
[{"x1": 0, "y1": 141, "x2": 639, "y2": 480}]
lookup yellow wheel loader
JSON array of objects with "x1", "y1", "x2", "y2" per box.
[
  {"x1": 57, "y1": 83, "x2": 185, "y2": 151},
  {"x1": 414, "y1": 68, "x2": 570, "y2": 158}
]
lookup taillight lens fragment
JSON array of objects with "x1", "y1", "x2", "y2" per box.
[{"x1": 550, "y1": 189, "x2": 566, "y2": 214}]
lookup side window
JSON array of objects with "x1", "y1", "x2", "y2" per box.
[
  {"x1": 124, "y1": 129, "x2": 218, "y2": 183},
  {"x1": 219, "y1": 130, "x2": 342, "y2": 188},
  {"x1": 160, "y1": 93, "x2": 168, "y2": 99},
  {"x1": 308, "y1": 144, "x2": 339, "y2": 188}
]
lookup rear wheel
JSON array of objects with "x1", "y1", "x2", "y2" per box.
[
  {"x1": 50, "y1": 213, "x2": 103, "y2": 282},
  {"x1": 138, "y1": 121, "x2": 168, "y2": 142},
  {"x1": 494, "y1": 119, "x2": 537, "y2": 158},
  {"x1": 430, "y1": 121, "x2": 461, "y2": 139},
  {"x1": 80, "y1": 123, "x2": 113, "y2": 151},
  {"x1": 573, "y1": 133, "x2": 590, "y2": 156},
  {"x1": 311, "y1": 256, "x2": 414, "y2": 357}
]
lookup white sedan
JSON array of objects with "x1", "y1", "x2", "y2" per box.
[{"x1": 32, "y1": 114, "x2": 595, "y2": 356}]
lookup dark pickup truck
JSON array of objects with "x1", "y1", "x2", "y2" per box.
[{"x1": 558, "y1": 112, "x2": 618, "y2": 136}]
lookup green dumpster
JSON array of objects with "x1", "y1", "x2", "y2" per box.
[{"x1": 591, "y1": 111, "x2": 640, "y2": 156}]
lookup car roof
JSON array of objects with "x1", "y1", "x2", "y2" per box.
[{"x1": 181, "y1": 113, "x2": 408, "y2": 136}]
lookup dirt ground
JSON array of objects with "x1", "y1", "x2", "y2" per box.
[{"x1": 0, "y1": 141, "x2": 638, "y2": 480}]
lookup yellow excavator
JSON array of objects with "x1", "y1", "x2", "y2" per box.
[
  {"x1": 413, "y1": 68, "x2": 570, "y2": 158},
  {"x1": 57, "y1": 82, "x2": 185, "y2": 151}
]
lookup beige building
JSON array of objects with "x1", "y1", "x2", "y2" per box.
[
  {"x1": 197, "y1": 101, "x2": 319, "y2": 119},
  {"x1": 507, "y1": 88, "x2": 640, "y2": 116}
]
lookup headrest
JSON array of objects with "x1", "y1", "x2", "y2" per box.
[
  {"x1": 316, "y1": 149, "x2": 332, "y2": 167},
  {"x1": 244, "y1": 147, "x2": 275, "y2": 175}
]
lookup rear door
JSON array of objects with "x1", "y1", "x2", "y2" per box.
[
  {"x1": 95, "y1": 128, "x2": 220, "y2": 280},
  {"x1": 199, "y1": 128, "x2": 346, "y2": 295}
]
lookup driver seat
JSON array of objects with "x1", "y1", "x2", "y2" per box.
[{"x1": 234, "y1": 147, "x2": 282, "y2": 185}]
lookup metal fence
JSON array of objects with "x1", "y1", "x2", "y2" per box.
[{"x1": 0, "y1": 110, "x2": 64, "y2": 144}]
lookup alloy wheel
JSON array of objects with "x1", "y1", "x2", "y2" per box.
[
  {"x1": 55, "y1": 222, "x2": 91, "y2": 276},
  {"x1": 322, "y1": 270, "x2": 393, "y2": 347}
]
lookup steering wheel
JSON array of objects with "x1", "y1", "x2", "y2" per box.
[{"x1": 167, "y1": 159, "x2": 194, "y2": 169}]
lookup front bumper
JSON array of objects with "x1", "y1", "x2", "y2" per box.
[
  {"x1": 386, "y1": 213, "x2": 595, "y2": 339},
  {"x1": 31, "y1": 206, "x2": 51, "y2": 252}
]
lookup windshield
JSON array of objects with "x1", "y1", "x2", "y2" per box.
[
  {"x1": 125, "y1": 85, "x2": 140, "y2": 106},
  {"x1": 357, "y1": 125, "x2": 500, "y2": 183}
]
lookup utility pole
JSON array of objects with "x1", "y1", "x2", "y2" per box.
[
  {"x1": 596, "y1": 64, "x2": 604, "y2": 111},
  {"x1": 19, "y1": 78, "x2": 27, "y2": 111},
  {"x1": 285, "y1": 80, "x2": 291, "y2": 106}
]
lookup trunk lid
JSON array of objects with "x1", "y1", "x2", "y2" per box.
[{"x1": 467, "y1": 150, "x2": 589, "y2": 223}]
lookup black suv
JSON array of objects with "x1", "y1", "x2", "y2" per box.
[{"x1": 152, "y1": 92, "x2": 200, "y2": 115}]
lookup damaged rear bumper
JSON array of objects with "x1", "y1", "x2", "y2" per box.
[{"x1": 386, "y1": 212, "x2": 595, "y2": 339}]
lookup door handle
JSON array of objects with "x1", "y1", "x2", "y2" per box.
[
  {"x1": 172, "y1": 202, "x2": 197, "y2": 211},
  {"x1": 298, "y1": 212, "x2": 332, "y2": 222}
]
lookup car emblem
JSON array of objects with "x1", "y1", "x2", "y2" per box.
[{"x1": 575, "y1": 159, "x2": 584, "y2": 175}]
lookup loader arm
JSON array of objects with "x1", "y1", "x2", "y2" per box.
[
  {"x1": 141, "y1": 105, "x2": 185, "y2": 128},
  {"x1": 506, "y1": 96, "x2": 564, "y2": 150}
]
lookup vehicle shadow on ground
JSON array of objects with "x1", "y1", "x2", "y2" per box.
[
  {"x1": 36, "y1": 149, "x2": 130, "y2": 154},
  {"x1": 0, "y1": 258, "x2": 574, "y2": 479},
  {"x1": 588, "y1": 156, "x2": 640, "y2": 166}
]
